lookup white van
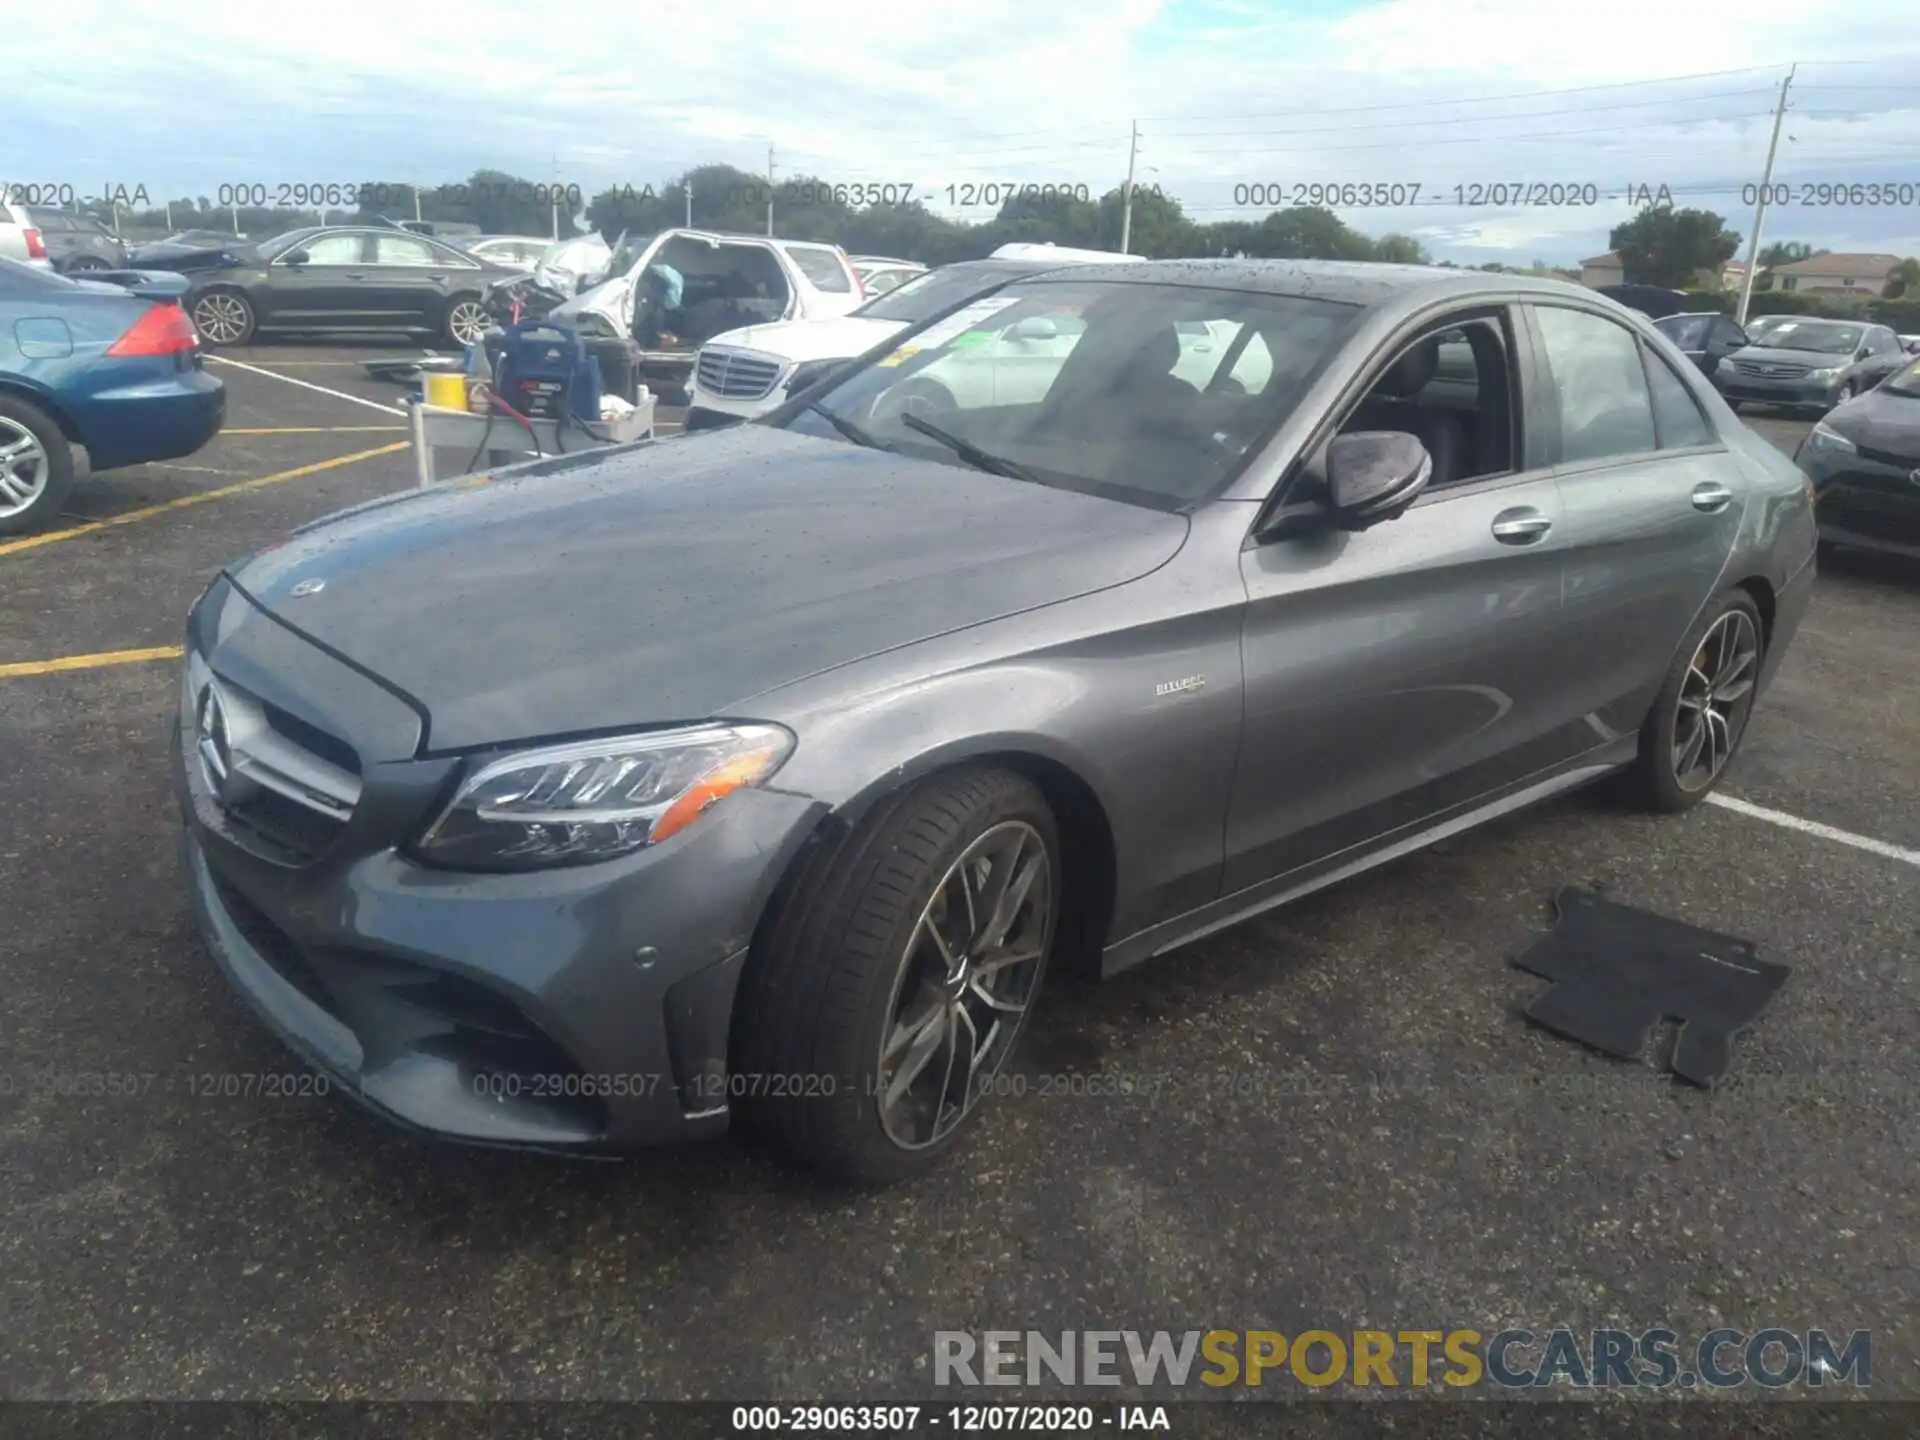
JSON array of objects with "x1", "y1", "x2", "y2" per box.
[
  {"x1": 685, "y1": 247, "x2": 1141, "y2": 429},
  {"x1": 549, "y1": 228, "x2": 865, "y2": 391}
]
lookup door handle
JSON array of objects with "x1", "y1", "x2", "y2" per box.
[
  {"x1": 343, "y1": 271, "x2": 366, "y2": 280},
  {"x1": 1491, "y1": 507, "x2": 1553, "y2": 544},
  {"x1": 1691, "y1": 481, "x2": 1733, "y2": 514}
]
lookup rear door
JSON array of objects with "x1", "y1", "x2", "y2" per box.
[
  {"x1": 1527, "y1": 302, "x2": 1744, "y2": 739},
  {"x1": 1224, "y1": 304, "x2": 1583, "y2": 892},
  {"x1": 363, "y1": 231, "x2": 481, "y2": 329}
]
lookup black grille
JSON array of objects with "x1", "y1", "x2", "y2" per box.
[
  {"x1": 1821, "y1": 493, "x2": 1920, "y2": 546},
  {"x1": 261, "y1": 701, "x2": 361, "y2": 776}
]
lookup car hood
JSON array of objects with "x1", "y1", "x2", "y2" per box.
[
  {"x1": 704, "y1": 315, "x2": 904, "y2": 363},
  {"x1": 1726, "y1": 344, "x2": 1855, "y2": 367},
  {"x1": 1823, "y1": 388, "x2": 1920, "y2": 459},
  {"x1": 227, "y1": 425, "x2": 1187, "y2": 752}
]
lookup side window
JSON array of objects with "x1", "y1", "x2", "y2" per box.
[
  {"x1": 1532, "y1": 306, "x2": 1656, "y2": 465},
  {"x1": 1642, "y1": 346, "x2": 1714, "y2": 449},
  {"x1": 1335, "y1": 313, "x2": 1515, "y2": 487},
  {"x1": 787, "y1": 245, "x2": 852, "y2": 293},
  {"x1": 292, "y1": 233, "x2": 366, "y2": 264},
  {"x1": 371, "y1": 234, "x2": 438, "y2": 266}
]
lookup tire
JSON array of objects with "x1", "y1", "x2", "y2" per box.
[
  {"x1": 1622, "y1": 589, "x2": 1765, "y2": 813},
  {"x1": 66, "y1": 256, "x2": 109, "y2": 273},
  {"x1": 443, "y1": 294, "x2": 488, "y2": 348},
  {"x1": 872, "y1": 378, "x2": 957, "y2": 428},
  {"x1": 190, "y1": 288, "x2": 255, "y2": 347},
  {"x1": 733, "y1": 766, "x2": 1060, "y2": 1184},
  {"x1": 0, "y1": 393, "x2": 77, "y2": 538}
]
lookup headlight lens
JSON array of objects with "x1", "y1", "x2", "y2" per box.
[
  {"x1": 1806, "y1": 365, "x2": 1845, "y2": 381},
  {"x1": 1806, "y1": 421, "x2": 1856, "y2": 454},
  {"x1": 415, "y1": 723, "x2": 793, "y2": 871}
]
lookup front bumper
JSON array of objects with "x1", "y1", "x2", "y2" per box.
[
  {"x1": 1715, "y1": 373, "x2": 1844, "y2": 408},
  {"x1": 1802, "y1": 448, "x2": 1920, "y2": 558},
  {"x1": 173, "y1": 584, "x2": 827, "y2": 1152}
]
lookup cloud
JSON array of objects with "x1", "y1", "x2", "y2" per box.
[{"x1": 10, "y1": 0, "x2": 1919, "y2": 260}]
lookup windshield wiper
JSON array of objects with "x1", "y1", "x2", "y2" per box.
[
  {"x1": 808, "y1": 403, "x2": 893, "y2": 453},
  {"x1": 899, "y1": 412, "x2": 1045, "y2": 485}
]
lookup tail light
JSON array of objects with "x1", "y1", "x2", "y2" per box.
[
  {"x1": 106, "y1": 302, "x2": 200, "y2": 357},
  {"x1": 24, "y1": 228, "x2": 47, "y2": 261}
]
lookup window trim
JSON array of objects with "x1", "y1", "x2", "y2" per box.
[{"x1": 269, "y1": 230, "x2": 371, "y2": 267}]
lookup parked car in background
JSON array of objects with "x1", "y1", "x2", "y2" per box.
[
  {"x1": 1, "y1": 199, "x2": 52, "y2": 270},
  {"x1": 1797, "y1": 353, "x2": 1920, "y2": 559},
  {"x1": 181, "y1": 225, "x2": 524, "y2": 347},
  {"x1": 551, "y1": 228, "x2": 868, "y2": 392},
  {"x1": 28, "y1": 211, "x2": 128, "y2": 273},
  {"x1": 1654, "y1": 312, "x2": 1749, "y2": 378},
  {"x1": 398, "y1": 220, "x2": 483, "y2": 241},
  {"x1": 175, "y1": 260, "x2": 1812, "y2": 1181},
  {"x1": 1900, "y1": 334, "x2": 1920, "y2": 354},
  {"x1": 462, "y1": 235, "x2": 549, "y2": 271},
  {"x1": 1713, "y1": 318, "x2": 1911, "y2": 414},
  {"x1": 0, "y1": 257, "x2": 224, "y2": 535},
  {"x1": 125, "y1": 230, "x2": 251, "y2": 272},
  {"x1": 851, "y1": 256, "x2": 927, "y2": 296},
  {"x1": 685, "y1": 251, "x2": 1139, "y2": 430}
]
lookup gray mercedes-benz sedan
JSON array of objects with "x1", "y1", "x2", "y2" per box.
[{"x1": 175, "y1": 260, "x2": 1817, "y2": 1182}]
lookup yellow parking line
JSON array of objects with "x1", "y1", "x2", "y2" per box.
[
  {"x1": 0, "y1": 645, "x2": 183, "y2": 678},
  {"x1": 223, "y1": 426, "x2": 408, "y2": 435},
  {"x1": 0, "y1": 441, "x2": 407, "y2": 560}
]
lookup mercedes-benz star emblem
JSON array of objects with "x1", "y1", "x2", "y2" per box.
[
  {"x1": 196, "y1": 684, "x2": 232, "y2": 794},
  {"x1": 1910, "y1": 468, "x2": 1920, "y2": 487},
  {"x1": 288, "y1": 578, "x2": 326, "y2": 598}
]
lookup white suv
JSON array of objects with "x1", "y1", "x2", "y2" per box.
[
  {"x1": 0, "y1": 199, "x2": 53, "y2": 269},
  {"x1": 686, "y1": 246, "x2": 1141, "y2": 429},
  {"x1": 549, "y1": 228, "x2": 865, "y2": 393}
]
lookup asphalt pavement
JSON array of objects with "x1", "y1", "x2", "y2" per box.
[{"x1": 0, "y1": 350, "x2": 1914, "y2": 1406}]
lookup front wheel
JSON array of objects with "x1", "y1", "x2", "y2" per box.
[
  {"x1": 733, "y1": 767, "x2": 1059, "y2": 1184},
  {"x1": 444, "y1": 295, "x2": 489, "y2": 348},
  {"x1": 1623, "y1": 590, "x2": 1765, "y2": 813},
  {"x1": 191, "y1": 288, "x2": 255, "y2": 346}
]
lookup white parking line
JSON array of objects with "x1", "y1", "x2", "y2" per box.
[
  {"x1": 1708, "y1": 793, "x2": 1920, "y2": 867},
  {"x1": 205, "y1": 355, "x2": 406, "y2": 417}
]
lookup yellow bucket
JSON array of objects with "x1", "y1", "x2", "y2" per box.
[{"x1": 422, "y1": 372, "x2": 469, "y2": 410}]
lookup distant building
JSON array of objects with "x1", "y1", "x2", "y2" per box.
[
  {"x1": 1579, "y1": 251, "x2": 1624, "y2": 288},
  {"x1": 1769, "y1": 252, "x2": 1903, "y2": 296}
]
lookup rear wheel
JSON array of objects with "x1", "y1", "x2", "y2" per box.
[
  {"x1": 1623, "y1": 590, "x2": 1764, "y2": 813},
  {"x1": 734, "y1": 766, "x2": 1059, "y2": 1184},
  {"x1": 444, "y1": 295, "x2": 488, "y2": 348},
  {"x1": 191, "y1": 288, "x2": 254, "y2": 346},
  {"x1": 0, "y1": 394, "x2": 76, "y2": 537}
]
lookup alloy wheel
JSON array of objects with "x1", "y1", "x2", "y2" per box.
[
  {"x1": 448, "y1": 301, "x2": 489, "y2": 347},
  {"x1": 875, "y1": 820, "x2": 1053, "y2": 1150},
  {"x1": 1671, "y1": 608, "x2": 1759, "y2": 793},
  {"x1": 0, "y1": 418, "x2": 48, "y2": 520},
  {"x1": 193, "y1": 293, "x2": 249, "y2": 345}
]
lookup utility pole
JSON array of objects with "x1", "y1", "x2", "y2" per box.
[
  {"x1": 685, "y1": 182, "x2": 693, "y2": 227},
  {"x1": 1737, "y1": 64, "x2": 1795, "y2": 328},
  {"x1": 414, "y1": 184, "x2": 424, "y2": 223},
  {"x1": 766, "y1": 145, "x2": 776, "y2": 237},
  {"x1": 165, "y1": 200, "x2": 174, "y2": 233},
  {"x1": 1119, "y1": 121, "x2": 1139, "y2": 253},
  {"x1": 551, "y1": 152, "x2": 561, "y2": 240}
]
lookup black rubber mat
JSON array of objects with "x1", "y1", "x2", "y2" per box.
[{"x1": 1514, "y1": 887, "x2": 1790, "y2": 1088}]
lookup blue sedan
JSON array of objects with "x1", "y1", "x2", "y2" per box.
[{"x1": 0, "y1": 257, "x2": 225, "y2": 535}]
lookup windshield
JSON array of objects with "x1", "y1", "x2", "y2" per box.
[
  {"x1": 781, "y1": 278, "x2": 1360, "y2": 508},
  {"x1": 256, "y1": 227, "x2": 319, "y2": 258},
  {"x1": 1883, "y1": 357, "x2": 1920, "y2": 397},
  {"x1": 1656, "y1": 316, "x2": 1712, "y2": 348},
  {"x1": 1755, "y1": 320, "x2": 1861, "y2": 355},
  {"x1": 853, "y1": 266, "x2": 1034, "y2": 323}
]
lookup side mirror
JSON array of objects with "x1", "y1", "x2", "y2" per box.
[
  {"x1": 1325, "y1": 431, "x2": 1432, "y2": 528},
  {"x1": 282, "y1": 249, "x2": 310, "y2": 266},
  {"x1": 1005, "y1": 316, "x2": 1058, "y2": 342}
]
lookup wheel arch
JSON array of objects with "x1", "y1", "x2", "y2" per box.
[
  {"x1": 1731, "y1": 573, "x2": 1776, "y2": 651},
  {"x1": 0, "y1": 377, "x2": 81, "y2": 445}
]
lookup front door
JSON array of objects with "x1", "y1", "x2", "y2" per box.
[
  {"x1": 1224, "y1": 306, "x2": 1588, "y2": 893},
  {"x1": 256, "y1": 231, "x2": 372, "y2": 328}
]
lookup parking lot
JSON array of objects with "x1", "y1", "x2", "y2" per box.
[{"x1": 1, "y1": 342, "x2": 1915, "y2": 1403}]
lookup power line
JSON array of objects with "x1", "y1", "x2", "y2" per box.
[{"x1": 1149, "y1": 89, "x2": 1782, "y2": 141}]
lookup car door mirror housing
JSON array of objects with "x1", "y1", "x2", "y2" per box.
[
  {"x1": 282, "y1": 249, "x2": 310, "y2": 267},
  {"x1": 1325, "y1": 431, "x2": 1433, "y2": 528},
  {"x1": 1005, "y1": 316, "x2": 1058, "y2": 342}
]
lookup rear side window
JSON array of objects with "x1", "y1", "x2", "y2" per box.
[
  {"x1": 787, "y1": 245, "x2": 853, "y2": 293},
  {"x1": 1532, "y1": 306, "x2": 1656, "y2": 464},
  {"x1": 1642, "y1": 347, "x2": 1714, "y2": 449}
]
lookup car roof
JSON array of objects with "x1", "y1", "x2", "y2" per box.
[{"x1": 999, "y1": 257, "x2": 1613, "y2": 307}]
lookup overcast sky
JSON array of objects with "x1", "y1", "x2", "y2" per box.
[{"x1": 10, "y1": 0, "x2": 1920, "y2": 264}]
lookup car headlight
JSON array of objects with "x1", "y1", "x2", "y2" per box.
[
  {"x1": 414, "y1": 723, "x2": 794, "y2": 871},
  {"x1": 1805, "y1": 421, "x2": 1856, "y2": 455},
  {"x1": 1806, "y1": 366, "x2": 1845, "y2": 382}
]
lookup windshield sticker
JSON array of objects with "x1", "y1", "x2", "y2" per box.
[
  {"x1": 947, "y1": 331, "x2": 996, "y2": 350},
  {"x1": 911, "y1": 295, "x2": 1023, "y2": 349},
  {"x1": 877, "y1": 345, "x2": 921, "y2": 368}
]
